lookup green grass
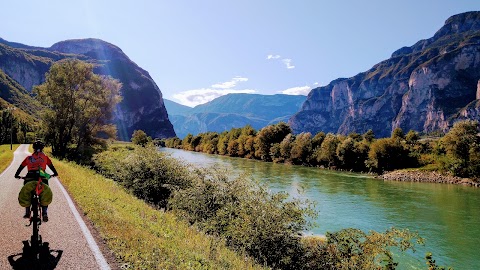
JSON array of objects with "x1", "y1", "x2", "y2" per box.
[
  {"x1": 54, "y1": 159, "x2": 266, "y2": 270},
  {"x1": 0, "y1": 144, "x2": 19, "y2": 173}
]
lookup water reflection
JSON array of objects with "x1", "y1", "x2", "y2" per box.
[{"x1": 160, "y1": 148, "x2": 480, "y2": 269}]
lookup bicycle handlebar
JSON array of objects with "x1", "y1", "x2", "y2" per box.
[{"x1": 16, "y1": 174, "x2": 57, "y2": 179}]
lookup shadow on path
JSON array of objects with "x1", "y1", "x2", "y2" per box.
[{"x1": 8, "y1": 241, "x2": 63, "y2": 269}]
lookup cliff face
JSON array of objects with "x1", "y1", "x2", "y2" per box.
[
  {"x1": 289, "y1": 11, "x2": 480, "y2": 137},
  {"x1": 0, "y1": 38, "x2": 175, "y2": 140}
]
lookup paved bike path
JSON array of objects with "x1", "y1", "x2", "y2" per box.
[{"x1": 0, "y1": 145, "x2": 112, "y2": 269}]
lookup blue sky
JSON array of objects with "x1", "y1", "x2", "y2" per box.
[{"x1": 2, "y1": 1, "x2": 479, "y2": 107}]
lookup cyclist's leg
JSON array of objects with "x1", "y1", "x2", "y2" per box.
[
  {"x1": 23, "y1": 207, "x2": 30, "y2": 218},
  {"x1": 41, "y1": 206, "x2": 48, "y2": 222}
]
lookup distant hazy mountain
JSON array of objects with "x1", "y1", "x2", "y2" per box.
[
  {"x1": 163, "y1": 99, "x2": 192, "y2": 116},
  {"x1": 165, "y1": 94, "x2": 306, "y2": 138}
]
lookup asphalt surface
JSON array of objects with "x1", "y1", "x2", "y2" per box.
[{"x1": 0, "y1": 145, "x2": 111, "y2": 269}]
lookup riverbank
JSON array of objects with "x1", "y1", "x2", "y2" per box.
[{"x1": 381, "y1": 170, "x2": 480, "y2": 187}]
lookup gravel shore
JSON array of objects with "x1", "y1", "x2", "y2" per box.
[{"x1": 381, "y1": 170, "x2": 480, "y2": 187}]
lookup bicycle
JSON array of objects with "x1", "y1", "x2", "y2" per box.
[{"x1": 19, "y1": 175, "x2": 46, "y2": 255}]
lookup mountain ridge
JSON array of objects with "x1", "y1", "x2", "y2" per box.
[
  {"x1": 0, "y1": 37, "x2": 175, "y2": 140},
  {"x1": 165, "y1": 94, "x2": 306, "y2": 138},
  {"x1": 289, "y1": 11, "x2": 480, "y2": 138}
]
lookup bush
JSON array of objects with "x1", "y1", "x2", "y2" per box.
[
  {"x1": 367, "y1": 138, "x2": 412, "y2": 173},
  {"x1": 300, "y1": 228, "x2": 424, "y2": 270},
  {"x1": 93, "y1": 145, "x2": 194, "y2": 208},
  {"x1": 170, "y1": 167, "x2": 315, "y2": 269},
  {"x1": 131, "y1": 130, "x2": 150, "y2": 146}
]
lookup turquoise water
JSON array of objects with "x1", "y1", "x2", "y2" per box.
[{"x1": 160, "y1": 148, "x2": 480, "y2": 269}]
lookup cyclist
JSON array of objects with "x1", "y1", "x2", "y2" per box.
[{"x1": 14, "y1": 140, "x2": 59, "y2": 222}]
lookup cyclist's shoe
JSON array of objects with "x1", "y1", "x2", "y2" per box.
[
  {"x1": 23, "y1": 210, "x2": 30, "y2": 219},
  {"x1": 42, "y1": 214, "x2": 48, "y2": 222}
]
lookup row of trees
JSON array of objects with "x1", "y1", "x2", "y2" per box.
[
  {"x1": 0, "y1": 108, "x2": 37, "y2": 145},
  {"x1": 165, "y1": 120, "x2": 480, "y2": 178}
]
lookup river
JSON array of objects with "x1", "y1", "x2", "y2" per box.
[{"x1": 160, "y1": 147, "x2": 480, "y2": 269}]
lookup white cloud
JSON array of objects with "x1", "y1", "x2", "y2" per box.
[
  {"x1": 173, "y1": 76, "x2": 254, "y2": 106},
  {"x1": 267, "y1": 54, "x2": 281, "y2": 60},
  {"x1": 280, "y1": 85, "x2": 311, "y2": 95},
  {"x1": 267, "y1": 54, "x2": 296, "y2": 69},
  {"x1": 282, "y1": 59, "x2": 295, "y2": 69},
  {"x1": 173, "y1": 88, "x2": 257, "y2": 107},
  {"x1": 211, "y1": 76, "x2": 248, "y2": 89}
]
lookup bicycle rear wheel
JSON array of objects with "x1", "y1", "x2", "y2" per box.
[{"x1": 30, "y1": 195, "x2": 42, "y2": 251}]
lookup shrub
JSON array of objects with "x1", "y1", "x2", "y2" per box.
[
  {"x1": 301, "y1": 228, "x2": 424, "y2": 270},
  {"x1": 93, "y1": 145, "x2": 194, "y2": 208},
  {"x1": 131, "y1": 129, "x2": 150, "y2": 146},
  {"x1": 169, "y1": 167, "x2": 315, "y2": 269}
]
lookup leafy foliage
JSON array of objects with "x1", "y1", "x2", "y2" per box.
[
  {"x1": 302, "y1": 228, "x2": 424, "y2": 270},
  {"x1": 93, "y1": 145, "x2": 193, "y2": 208},
  {"x1": 93, "y1": 144, "x2": 430, "y2": 269},
  {"x1": 440, "y1": 120, "x2": 480, "y2": 177},
  {"x1": 131, "y1": 129, "x2": 150, "y2": 146},
  {"x1": 34, "y1": 59, "x2": 122, "y2": 161}
]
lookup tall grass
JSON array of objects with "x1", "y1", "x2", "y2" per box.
[
  {"x1": 0, "y1": 144, "x2": 19, "y2": 173},
  {"x1": 54, "y1": 159, "x2": 265, "y2": 270}
]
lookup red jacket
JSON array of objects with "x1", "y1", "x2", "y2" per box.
[{"x1": 20, "y1": 152, "x2": 53, "y2": 171}]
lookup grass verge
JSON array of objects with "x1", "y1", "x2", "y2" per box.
[
  {"x1": 0, "y1": 144, "x2": 19, "y2": 173},
  {"x1": 54, "y1": 159, "x2": 265, "y2": 270}
]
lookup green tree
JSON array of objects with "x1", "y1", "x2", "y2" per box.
[
  {"x1": 291, "y1": 132, "x2": 313, "y2": 165},
  {"x1": 367, "y1": 138, "x2": 410, "y2": 173},
  {"x1": 363, "y1": 129, "x2": 375, "y2": 143},
  {"x1": 392, "y1": 127, "x2": 405, "y2": 140},
  {"x1": 405, "y1": 130, "x2": 419, "y2": 145},
  {"x1": 35, "y1": 59, "x2": 122, "y2": 160},
  {"x1": 279, "y1": 133, "x2": 295, "y2": 163},
  {"x1": 131, "y1": 130, "x2": 150, "y2": 146},
  {"x1": 182, "y1": 134, "x2": 194, "y2": 151},
  {"x1": 317, "y1": 133, "x2": 339, "y2": 168},
  {"x1": 254, "y1": 122, "x2": 291, "y2": 161},
  {"x1": 312, "y1": 131, "x2": 326, "y2": 150},
  {"x1": 442, "y1": 120, "x2": 480, "y2": 177},
  {"x1": 336, "y1": 137, "x2": 356, "y2": 170}
]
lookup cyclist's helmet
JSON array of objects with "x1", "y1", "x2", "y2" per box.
[{"x1": 33, "y1": 140, "x2": 45, "y2": 152}]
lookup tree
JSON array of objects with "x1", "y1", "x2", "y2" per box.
[
  {"x1": 366, "y1": 138, "x2": 411, "y2": 173},
  {"x1": 405, "y1": 130, "x2": 419, "y2": 145},
  {"x1": 317, "y1": 133, "x2": 339, "y2": 168},
  {"x1": 290, "y1": 132, "x2": 312, "y2": 165},
  {"x1": 442, "y1": 120, "x2": 480, "y2": 177},
  {"x1": 131, "y1": 130, "x2": 150, "y2": 146},
  {"x1": 279, "y1": 133, "x2": 295, "y2": 162},
  {"x1": 312, "y1": 131, "x2": 326, "y2": 149},
  {"x1": 391, "y1": 127, "x2": 405, "y2": 140},
  {"x1": 254, "y1": 122, "x2": 291, "y2": 161},
  {"x1": 35, "y1": 59, "x2": 122, "y2": 160},
  {"x1": 363, "y1": 129, "x2": 375, "y2": 143},
  {"x1": 336, "y1": 137, "x2": 356, "y2": 169}
]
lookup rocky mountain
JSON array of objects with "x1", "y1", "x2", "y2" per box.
[
  {"x1": 289, "y1": 11, "x2": 480, "y2": 138},
  {"x1": 0, "y1": 38, "x2": 175, "y2": 140},
  {"x1": 165, "y1": 94, "x2": 306, "y2": 138}
]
